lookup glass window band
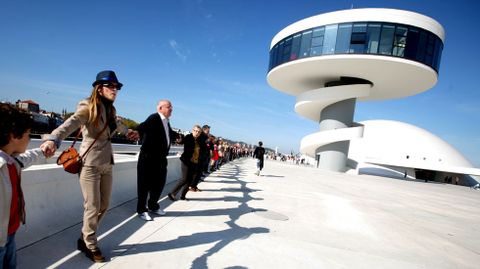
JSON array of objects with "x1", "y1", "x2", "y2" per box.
[{"x1": 269, "y1": 21, "x2": 443, "y2": 73}]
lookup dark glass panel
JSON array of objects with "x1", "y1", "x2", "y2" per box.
[
  {"x1": 394, "y1": 26, "x2": 408, "y2": 49},
  {"x1": 424, "y1": 34, "x2": 436, "y2": 65},
  {"x1": 299, "y1": 30, "x2": 312, "y2": 58},
  {"x1": 427, "y1": 34, "x2": 435, "y2": 54},
  {"x1": 269, "y1": 46, "x2": 275, "y2": 70},
  {"x1": 352, "y1": 23, "x2": 367, "y2": 33},
  {"x1": 274, "y1": 45, "x2": 279, "y2": 68},
  {"x1": 393, "y1": 28, "x2": 407, "y2": 57},
  {"x1": 393, "y1": 46, "x2": 405, "y2": 57},
  {"x1": 416, "y1": 31, "x2": 427, "y2": 62},
  {"x1": 350, "y1": 32, "x2": 367, "y2": 53},
  {"x1": 335, "y1": 23, "x2": 352, "y2": 53},
  {"x1": 268, "y1": 50, "x2": 271, "y2": 70},
  {"x1": 282, "y1": 37, "x2": 292, "y2": 63},
  {"x1": 290, "y1": 34, "x2": 301, "y2": 61},
  {"x1": 310, "y1": 46, "x2": 323, "y2": 56},
  {"x1": 350, "y1": 44, "x2": 366, "y2": 53},
  {"x1": 311, "y1": 36, "x2": 324, "y2": 47},
  {"x1": 434, "y1": 41, "x2": 443, "y2": 71},
  {"x1": 276, "y1": 41, "x2": 284, "y2": 66},
  {"x1": 432, "y1": 38, "x2": 440, "y2": 71},
  {"x1": 284, "y1": 37, "x2": 292, "y2": 45},
  {"x1": 367, "y1": 23, "x2": 381, "y2": 54},
  {"x1": 322, "y1": 24, "x2": 338, "y2": 55},
  {"x1": 405, "y1": 28, "x2": 419, "y2": 60},
  {"x1": 312, "y1": 27, "x2": 325, "y2": 37},
  {"x1": 282, "y1": 45, "x2": 291, "y2": 63},
  {"x1": 351, "y1": 23, "x2": 367, "y2": 53},
  {"x1": 310, "y1": 27, "x2": 325, "y2": 56},
  {"x1": 351, "y1": 32, "x2": 367, "y2": 44},
  {"x1": 427, "y1": 39, "x2": 434, "y2": 54},
  {"x1": 379, "y1": 24, "x2": 395, "y2": 55},
  {"x1": 392, "y1": 31, "x2": 407, "y2": 57},
  {"x1": 395, "y1": 26, "x2": 408, "y2": 37},
  {"x1": 425, "y1": 54, "x2": 433, "y2": 66}
]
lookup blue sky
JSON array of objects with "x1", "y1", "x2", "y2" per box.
[{"x1": 1, "y1": 0, "x2": 479, "y2": 166}]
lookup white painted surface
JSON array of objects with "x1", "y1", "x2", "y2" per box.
[
  {"x1": 300, "y1": 126, "x2": 364, "y2": 157},
  {"x1": 349, "y1": 120, "x2": 473, "y2": 167},
  {"x1": 348, "y1": 120, "x2": 480, "y2": 178},
  {"x1": 295, "y1": 84, "x2": 371, "y2": 121},
  {"x1": 268, "y1": 55, "x2": 438, "y2": 99}
]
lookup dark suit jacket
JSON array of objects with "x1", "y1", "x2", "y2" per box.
[
  {"x1": 137, "y1": 113, "x2": 177, "y2": 158},
  {"x1": 180, "y1": 134, "x2": 206, "y2": 167},
  {"x1": 197, "y1": 133, "x2": 209, "y2": 160},
  {"x1": 253, "y1": 146, "x2": 265, "y2": 160}
]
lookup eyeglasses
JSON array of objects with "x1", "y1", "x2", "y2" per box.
[{"x1": 102, "y1": 83, "x2": 122, "y2": 90}]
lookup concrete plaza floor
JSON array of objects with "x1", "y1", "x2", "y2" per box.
[{"x1": 17, "y1": 158, "x2": 480, "y2": 269}]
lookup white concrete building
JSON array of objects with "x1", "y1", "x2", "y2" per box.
[{"x1": 267, "y1": 8, "x2": 480, "y2": 185}]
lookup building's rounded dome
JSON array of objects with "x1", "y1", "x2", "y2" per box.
[{"x1": 348, "y1": 120, "x2": 473, "y2": 168}]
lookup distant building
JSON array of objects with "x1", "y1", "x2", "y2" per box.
[
  {"x1": 16, "y1": 99, "x2": 40, "y2": 113},
  {"x1": 14, "y1": 99, "x2": 65, "y2": 133}
]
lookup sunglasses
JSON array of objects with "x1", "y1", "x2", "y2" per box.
[{"x1": 102, "y1": 83, "x2": 122, "y2": 90}]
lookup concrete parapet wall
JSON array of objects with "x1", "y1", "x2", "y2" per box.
[{"x1": 16, "y1": 154, "x2": 181, "y2": 249}]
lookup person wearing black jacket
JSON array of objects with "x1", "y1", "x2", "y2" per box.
[
  {"x1": 135, "y1": 100, "x2": 178, "y2": 221},
  {"x1": 168, "y1": 125, "x2": 204, "y2": 201},
  {"x1": 253, "y1": 141, "x2": 265, "y2": 176},
  {"x1": 189, "y1": 124, "x2": 210, "y2": 192}
]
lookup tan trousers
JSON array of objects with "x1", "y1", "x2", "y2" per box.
[{"x1": 79, "y1": 164, "x2": 113, "y2": 250}]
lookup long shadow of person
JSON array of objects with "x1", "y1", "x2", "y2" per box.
[{"x1": 114, "y1": 160, "x2": 270, "y2": 269}]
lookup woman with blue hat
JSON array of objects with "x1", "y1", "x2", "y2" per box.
[{"x1": 41, "y1": 70, "x2": 136, "y2": 263}]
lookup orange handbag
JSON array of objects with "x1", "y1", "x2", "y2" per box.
[{"x1": 57, "y1": 146, "x2": 82, "y2": 174}]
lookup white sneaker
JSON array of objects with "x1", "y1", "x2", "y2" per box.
[
  {"x1": 138, "y1": 212, "x2": 153, "y2": 221},
  {"x1": 150, "y1": 208, "x2": 166, "y2": 216}
]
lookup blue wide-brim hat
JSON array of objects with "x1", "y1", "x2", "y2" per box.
[{"x1": 92, "y1": 70, "x2": 123, "y2": 87}]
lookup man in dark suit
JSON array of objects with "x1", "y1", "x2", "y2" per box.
[{"x1": 136, "y1": 100, "x2": 178, "y2": 221}]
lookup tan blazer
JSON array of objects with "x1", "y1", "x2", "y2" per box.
[{"x1": 51, "y1": 99, "x2": 119, "y2": 166}]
